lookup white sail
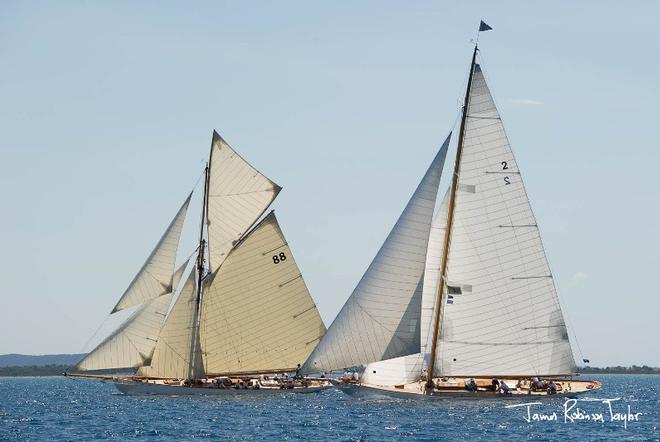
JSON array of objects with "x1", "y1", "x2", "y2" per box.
[
  {"x1": 302, "y1": 135, "x2": 450, "y2": 374},
  {"x1": 138, "y1": 270, "x2": 205, "y2": 379},
  {"x1": 435, "y1": 64, "x2": 575, "y2": 376},
  {"x1": 112, "y1": 193, "x2": 192, "y2": 313},
  {"x1": 200, "y1": 211, "x2": 326, "y2": 375},
  {"x1": 419, "y1": 189, "x2": 449, "y2": 361},
  {"x1": 206, "y1": 131, "x2": 281, "y2": 272},
  {"x1": 361, "y1": 353, "x2": 425, "y2": 386},
  {"x1": 75, "y1": 294, "x2": 172, "y2": 371}
]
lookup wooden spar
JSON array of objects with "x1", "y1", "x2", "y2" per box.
[
  {"x1": 63, "y1": 372, "x2": 122, "y2": 380},
  {"x1": 189, "y1": 148, "x2": 211, "y2": 379},
  {"x1": 426, "y1": 44, "x2": 479, "y2": 388},
  {"x1": 205, "y1": 367, "x2": 300, "y2": 377}
]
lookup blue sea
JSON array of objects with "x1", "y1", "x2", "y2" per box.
[{"x1": 0, "y1": 375, "x2": 657, "y2": 441}]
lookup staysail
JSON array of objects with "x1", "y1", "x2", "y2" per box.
[
  {"x1": 434, "y1": 63, "x2": 576, "y2": 376},
  {"x1": 206, "y1": 131, "x2": 281, "y2": 272},
  {"x1": 75, "y1": 294, "x2": 173, "y2": 371},
  {"x1": 137, "y1": 270, "x2": 205, "y2": 379},
  {"x1": 112, "y1": 193, "x2": 192, "y2": 313},
  {"x1": 200, "y1": 211, "x2": 326, "y2": 375},
  {"x1": 302, "y1": 135, "x2": 450, "y2": 374},
  {"x1": 420, "y1": 189, "x2": 449, "y2": 360}
]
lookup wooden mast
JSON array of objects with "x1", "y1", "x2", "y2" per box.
[
  {"x1": 189, "y1": 145, "x2": 211, "y2": 379},
  {"x1": 426, "y1": 44, "x2": 478, "y2": 389}
]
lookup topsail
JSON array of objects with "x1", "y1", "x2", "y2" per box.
[{"x1": 206, "y1": 131, "x2": 281, "y2": 272}]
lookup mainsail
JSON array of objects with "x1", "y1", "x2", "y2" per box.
[
  {"x1": 432, "y1": 63, "x2": 576, "y2": 376},
  {"x1": 200, "y1": 211, "x2": 326, "y2": 375},
  {"x1": 302, "y1": 135, "x2": 450, "y2": 374},
  {"x1": 112, "y1": 193, "x2": 192, "y2": 313},
  {"x1": 206, "y1": 131, "x2": 281, "y2": 272},
  {"x1": 138, "y1": 270, "x2": 205, "y2": 379},
  {"x1": 75, "y1": 294, "x2": 173, "y2": 371}
]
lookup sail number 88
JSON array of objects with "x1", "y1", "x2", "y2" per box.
[{"x1": 272, "y1": 252, "x2": 287, "y2": 264}]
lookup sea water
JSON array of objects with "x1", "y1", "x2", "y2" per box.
[{"x1": 0, "y1": 375, "x2": 657, "y2": 440}]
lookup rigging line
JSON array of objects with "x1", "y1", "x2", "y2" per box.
[
  {"x1": 208, "y1": 189, "x2": 273, "y2": 197},
  {"x1": 78, "y1": 312, "x2": 112, "y2": 355}
]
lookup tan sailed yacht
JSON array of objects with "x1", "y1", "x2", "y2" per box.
[
  {"x1": 302, "y1": 23, "x2": 602, "y2": 398},
  {"x1": 67, "y1": 131, "x2": 331, "y2": 395}
]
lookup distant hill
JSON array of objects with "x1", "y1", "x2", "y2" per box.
[
  {"x1": 0, "y1": 353, "x2": 86, "y2": 368},
  {"x1": 579, "y1": 365, "x2": 659, "y2": 375}
]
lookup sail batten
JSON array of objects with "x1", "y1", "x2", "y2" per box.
[
  {"x1": 112, "y1": 193, "x2": 192, "y2": 313},
  {"x1": 302, "y1": 135, "x2": 451, "y2": 374},
  {"x1": 434, "y1": 62, "x2": 576, "y2": 377}
]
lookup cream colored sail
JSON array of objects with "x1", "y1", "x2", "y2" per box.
[
  {"x1": 170, "y1": 257, "x2": 190, "y2": 293},
  {"x1": 112, "y1": 193, "x2": 192, "y2": 313},
  {"x1": 302, "y1": 135, "x2": 450, "y2": 374},
  {"x1": 138, "y1": 270, "x2": 205, "y2": 379},
  {"x1": 435, "y1": 63, "x2": 576, "y2": 376},
  {"x1": 200, "y1": 211, "x2": 325, "y2": 375},
  {"x1": 75, "y1": 294, "x2": 172, "y2": 371},
  {"x1": 206, "y1": 131, "x2": 281, "y2": 272}
]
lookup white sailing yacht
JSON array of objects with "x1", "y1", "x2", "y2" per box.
[
  {"x1": 69, "y1": 131, "x2": 331, "y2": 395},
  {"x1": 302, "y1": 31, "x2": 602, "y2": 397}
]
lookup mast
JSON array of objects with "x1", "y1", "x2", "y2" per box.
[
  {"x1": 189, "y1": 161, "x2": 210, "y2": 379},
  {"x1": 426, "y1": 43, "x2": 478, "y2": 388}
]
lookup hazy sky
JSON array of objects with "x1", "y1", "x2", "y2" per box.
[{"x1": 1, "y1": 1, "x2": 658, "y2": 366}]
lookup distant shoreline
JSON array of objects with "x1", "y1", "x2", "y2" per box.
[{"x1": 0, "y1": 364, "x2": 658, "y2": 377}]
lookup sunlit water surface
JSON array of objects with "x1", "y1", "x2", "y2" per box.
[{"x1": 0, "y1": 375, "x2": 657, "y2": 440}]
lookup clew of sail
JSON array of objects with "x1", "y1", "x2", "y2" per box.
[
  {"x1": 435, "y1": 64, "x2": 576, "y2": 377},
  {"x1": 302, "y1": 135, "x2": 451, "y2": 374},
  {"x1": 75, "y1": 294, "x2": 173, "y2": 371},
  {"x1": 112, "y1": 193, "x2": 192, "y2": 313},
  {"x1": 138, "y1": 269, "x2": 205, "y2": 379},
  {"x1": 206, "y1": 131, "x2": 281, "y2": 273},
  {"x1": 200, "y1": 211, "x2": 326, "y2": 375}
]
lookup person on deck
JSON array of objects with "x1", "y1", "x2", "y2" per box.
[
  {"x1": 548, "y1": 381, "x2": 558, "y2": 395},
  {"x1": 465, "y1": 378, "x2": 478, "y2": 392},
  {"x1": 500, "y1": 380, "x2": 511, "y2": 395},
  {"x1": 491, "y1": 378, "x2": 500, "y2": 392},
  {"x1": 295, "y1": 363, "x2": 302, "y2": 379}
]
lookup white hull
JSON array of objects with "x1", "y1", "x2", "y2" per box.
[
  {"x1": 333, "y1": 377, "x2": 602, "y2": 400},
  {"x1": 113, "y1": 380, "x2": 331, "y2": 396}
]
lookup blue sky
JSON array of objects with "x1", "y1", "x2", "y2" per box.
[{"x1": 1, "y1": 1, "x2": 658, "y2": 366}]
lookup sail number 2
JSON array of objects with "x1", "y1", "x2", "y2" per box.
[
  {"x1": 272, "y1": 252, "x2": 287, "y2": 264},
  {"x1": 502, "y1": 161, "x2": 511, "y2": 185}
]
